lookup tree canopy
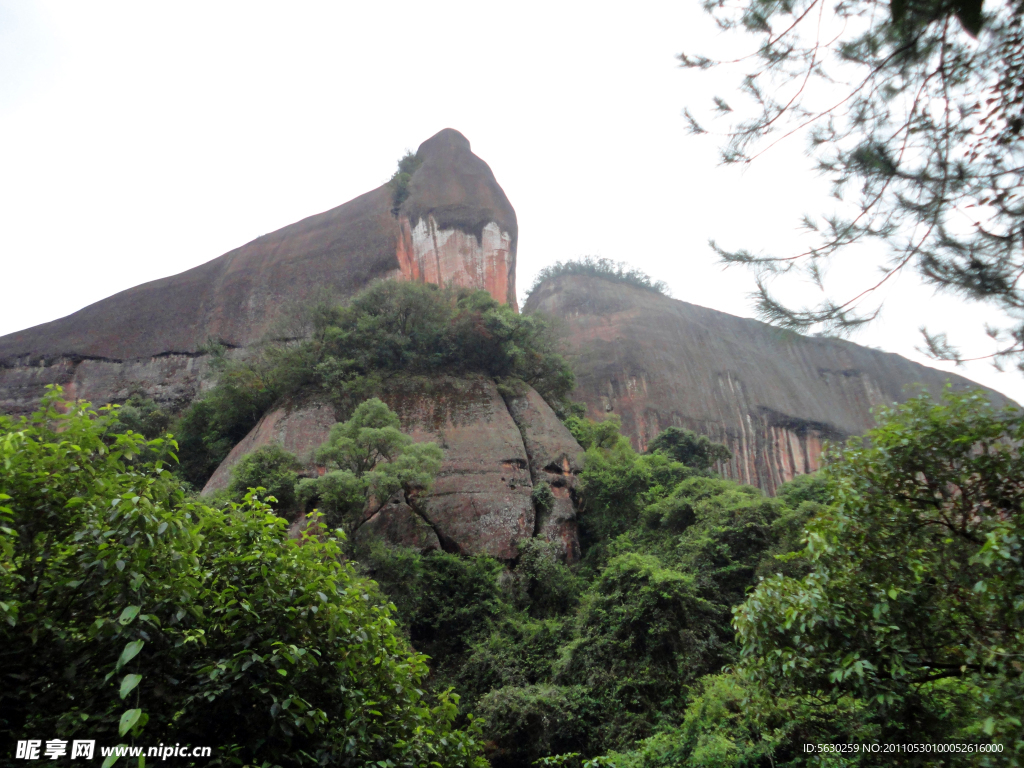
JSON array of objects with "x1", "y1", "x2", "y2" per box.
[
  {"x1": 295, "y1": 397, "x2": 443, "y2": 531},
  {"x1": 685, "y1": 0, "x2": 1024, "y2": 368},
  {"x1": 0, "y1": 388, "x2": 486, "y2": 767},
  {"x1": 733, "y1": 388, "x2": 1024, "y2": 757},
  {"x1": 602, "y1": 388, "x2": 1020, "y2": 766}
]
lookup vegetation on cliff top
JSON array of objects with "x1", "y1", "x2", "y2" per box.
[
  {"x1": 175, "y1": 280, "x2": 575, "y2": 489},
  {"x1": 527, "y1": 257, "x2": 670, "y2": 301},
  {"x1": 387, "y1": 150, "x2": 423, "y2": 216},
  {"x1": 0, "y1": 388, "x2": 487, "y2": 767}
]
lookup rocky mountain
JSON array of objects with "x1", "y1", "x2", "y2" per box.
[
  {"x1": 1, "y1": 127, "x2": 1015, "y2": 561},
  {"x1": 0, "y1": 128, "x2": 517, "y2": 415},
  {"x1": 524, "y1": 273, "x2": 1016, "y2": 494}
]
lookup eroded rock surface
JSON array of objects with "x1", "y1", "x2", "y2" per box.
[
  {"x1": 525, "y1": 274, "x2": 1017, "y2": 495},
  {"x1": 381, "y1": 377, "x2": 534, "y2": 561},
  {"x1": 202, "y1": 401, "x2": 338, "y2": 495},
  {"x1": 354, "y1": 492, "x2": 441, "y2": 554},
  {"x1": 504, "y1": 387, "x2": 584, "y2": 563},
  {"x1": 199, "y1": 378, "x2": 584, "y2": 561},
  {"x1": 0, "y1": 128, "x2": 518, "y2": 413}
]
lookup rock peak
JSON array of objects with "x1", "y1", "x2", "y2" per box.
[
  {"x1": 0, "y1": 131, "x2": 520, "y2": 413},
  {"x1": 416, "y1": 127, "x2": 472, "y2": 157}
]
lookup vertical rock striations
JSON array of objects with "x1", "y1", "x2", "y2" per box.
[{"x1": 524, "y1": 273, "x2": 1017, "y2": 495}]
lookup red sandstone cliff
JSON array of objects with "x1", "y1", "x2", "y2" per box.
[
  {"x1": 0, "y1": 129, "x2": 517, "y2": 413},
  {"x1": 200, "y1": 377, "x2": 583, "y2": 562},
  {"x1": 524, "y1": 273, "x2": 1017, "y2": 495}
]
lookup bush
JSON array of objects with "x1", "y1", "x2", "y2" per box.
[
  {"x1": 109, "y1": 392, "x2": 171, "y2": 439},
  {"x1": 646, "y1": 427, "x2": 732, "y2": 472},
  {"x1": 555, "y1": 554, "x2": 722, "y2": 749},
  {"x1": 733, "y1": 388, "x2": 1023, "y2": 759},
  {"x1": 387, "y1": 150, "x2": 423, "y2": 214},
  {"x1": 513, "y1": 537, "x2": 583, "y2": 620},
  {"x1": 358, "y1": 545, "x2": 507, "y2": 664},
  {"x1": 0, "y1": 388, "x2": 487, "y2": 767},
  {"x1": 228, "y1": 443, "x2": 301, "y2": 513},
  {"x1": 476, "y1": 685, "x2": 597, "y2": 768}
]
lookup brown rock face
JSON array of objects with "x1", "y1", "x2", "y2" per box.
[
  {"x1": 524, "y1": 274, "x2": 1017, "y2": 495},
  {"x1": 396, "y1": 129, "x2": 518, "y2": 311},
  {"x1": 354, "y1": 493, "x2": 441, "y2": 554},
  {"x1": 383, "y1": 377, "x2": 534, "y2": 560},
  {"x1": 503, "y1": 387, "x2": 584, "y2": 563},
  {"x1": 200, "y1": 377, "x2": 584, "y2": 561},
  {"x1": 202, "y1": 401, "x2": 338, "y2": 495},
  {"x1": 0, "y1": 129, "x2": 517, "y2": 414}
]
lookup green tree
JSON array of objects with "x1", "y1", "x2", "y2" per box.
[
  {"x1": 686, "y1": 0, "x2": 1024, "y2": 367},
  {"x1": 0, "y1": 388, "x2": 486, "y2": 767},
  {"x1": 647, "y1": 427, "x2": 732, "y2": 472},
  {"x1": 296, "y1": 398, "x2": 443, "y2": 531},
  {"x1": 227, "y1": 443, "x2": 301, "y2": 512},
  {"x1": 733, "y1": 389, "x2": 1024, "y2": 758}
]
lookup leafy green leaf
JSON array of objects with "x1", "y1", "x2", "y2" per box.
[
  {"x1": 118, "y1": 708, "x2": 142, "y2": 736},
  {"x1": 120, "y1": 674, "x2": 142, "y2": 700}
]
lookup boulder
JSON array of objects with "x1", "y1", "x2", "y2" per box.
[
  {"x1": 379, "y1": 377, "x2": 535, "y2": 561},
  {"x1": 202, "y1": 400, "x2": 337, "y2": 495},
  {"x1": 353, "y1": 493, "x2": 441, "y2": 554}
]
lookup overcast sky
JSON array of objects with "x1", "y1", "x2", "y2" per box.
[{"x1": 2, "y1": 0, "x2": 1020, "y2": 403}]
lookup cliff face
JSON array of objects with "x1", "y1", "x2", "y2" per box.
[
  {"x1": 0, "y1": 128, "x2": 517, "y2": 414},
  {"x1": 201, "y1": 377, "x2": 584, "y2": 562},
  {"x1": 524, "y1": 274, "x2": 1017, "y2": 495}
]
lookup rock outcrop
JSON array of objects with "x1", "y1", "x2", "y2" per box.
[
  {"x1": 201, "y1": 377, "x2": 584, "y2": 562},
  {"x1": 0, "y1": 129, "x2": 517, "y2": 415},
  {"x1": 524, "y1": 273, "x2": 1017, "y2": 495},
  {"x1": 503, "y1": 387, "x2": 585, "y2": 563}
]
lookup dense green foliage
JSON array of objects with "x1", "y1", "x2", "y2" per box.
[
  {"x1": 109, "y1": 391, "x2": 172, "y2": 440},
  {"x1": 646, "y1": 428, "x2": 732, "y2": 472},
  {"x1": 0, "y1": 389, "x2": 487, "y2": 767},
  {"x1": 528, "y1": 257, "x2": 669, "y2": 299},
  {"x1": 602, "y1": 389, "x2": 1021, "y2": 766},
  {"x1": 175, "y1": 280, "x2": 575, "y2": 488},
  {"x1": 294, "y1": 398, "x2": 443, "y2": 531},
  {"x1": 359, "y1": 416, "x2": 809, "y2": 766},
  {"x1": 227, "y1": 443, "x2": 301, "y2": 513},
  {"x1": 732, "y1": 389, "x2": 1023, "y2": 762},
  {"x1": 356, "y1": 391, "x2": 1022, "y2": 766}
]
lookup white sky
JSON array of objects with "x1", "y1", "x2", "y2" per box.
[{"x1": 1, "y1": 0, "x2": 1021, "y2": 403}]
